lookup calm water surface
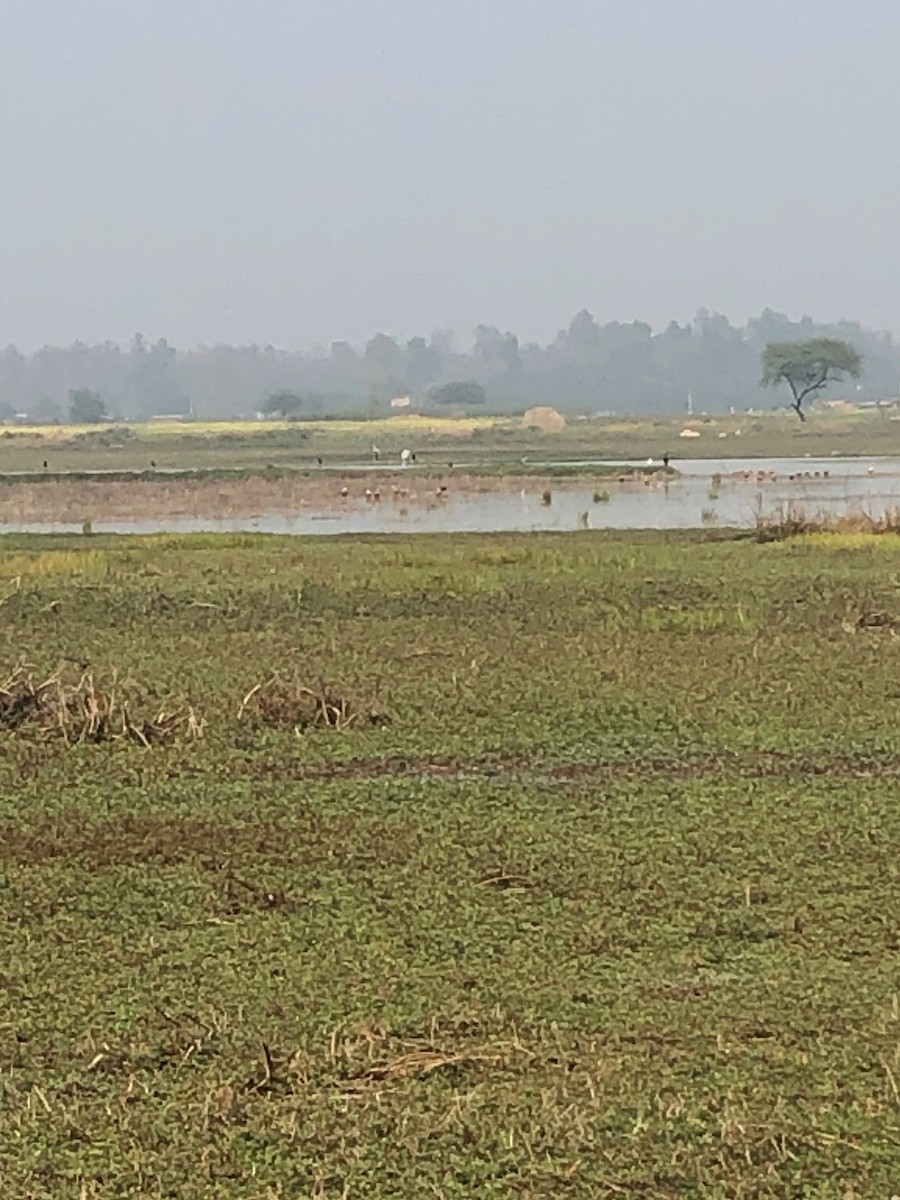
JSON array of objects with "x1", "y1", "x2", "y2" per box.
[{"x1": 5, "y1": 456, "x2": 900, "y2": 535}]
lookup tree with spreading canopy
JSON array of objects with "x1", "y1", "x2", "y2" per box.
[
  {"x1": 262, "y1": 390, "x2": 304, "y2": 418},
  {"x1": 761, "y1": 338, "x2": 862, "y2": 421},
  {"x1": 429, "y1": 380, "x2": 487, "y2": 408},
  {"x1": 68, "y1": 389, "x2": 107, "y2": 424}
]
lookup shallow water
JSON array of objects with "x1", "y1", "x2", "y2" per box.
[
  {"x1": 599, "y1": 455, "x2": 900, "y2": 478},
  {"x1": 4, "y1": 456, "x2": 900, "y2": 536}
]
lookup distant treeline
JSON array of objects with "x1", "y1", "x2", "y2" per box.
[{"x1": 1, "y1": 310, "x2": 898, "y2": 421}]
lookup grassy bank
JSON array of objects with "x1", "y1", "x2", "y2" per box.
[
  {"x1": 3, "y1": 407, "x2": 900, "y2": 476},
  {"x1": 1, "y1": 530, "x2": 899, "y2": 1195}
]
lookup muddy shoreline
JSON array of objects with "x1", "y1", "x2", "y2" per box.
[{"x1": 0, "y1": 470, "x2": 657, "y2": 525}]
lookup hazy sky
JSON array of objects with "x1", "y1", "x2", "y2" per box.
[{"x1": 1, "y1": 0, "x2": 898, "y2": 350}]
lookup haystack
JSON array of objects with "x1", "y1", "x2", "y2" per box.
[{"x1": 523, "y1": 406, "x2": 566, "y2": 432}]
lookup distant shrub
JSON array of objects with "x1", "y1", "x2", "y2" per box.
[
  {"x1": 429, "y1": 381, "x2": 488, "y2": 408},
  {"x1": 68, "y1": 389, "x2": 107, "y2": 424}
]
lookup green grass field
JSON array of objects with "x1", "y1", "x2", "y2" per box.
[
  {"x1": 1, "y1": 529, "x2": 899, "y2": 1196},
  {"x1": 3, "y1": 407, "x2": 900, "y2": 477}
]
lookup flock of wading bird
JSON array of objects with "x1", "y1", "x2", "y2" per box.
[
  {"x1": 340, "y1": 482, "x2": 450, "y2": 503},
  {"x1": 341, "y1": 449, "x2": 450, "y2": 504},
  {"x1": 729, "y1": 468, "x2": 832, "y2": 484}
]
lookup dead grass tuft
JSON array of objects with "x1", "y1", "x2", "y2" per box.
[
  {"x1": 0, "y1": 660, "x2": 204, "y2": 745},
  {"x1": 326, "y1": 1022, "x2": 533, "y2": 1086},
  {"x1": 361, "y1": 1045, "x2": 514, "y2": 1081},
  {"x1": 238, "y1": 675, "x2": 389, "y2": 731},
  {"x1": 756, "y1": 503, "x2": 900, "y2": 543}
]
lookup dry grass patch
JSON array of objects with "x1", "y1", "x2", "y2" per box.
[
  {"x1": 0, "y1": 660, "x2": 204, "y2": 745},
  {"x1": 756, "y1": 503, "x2": 900, "y2": 542},
  {"x1": 238, "y1": 675, "x2": 390, "y2": 731},
  {"x1": 327, "y1": 1021, "x2": 535, "y2": 1088}
]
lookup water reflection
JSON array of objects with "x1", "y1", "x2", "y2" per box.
[{"x1": 3, "y1": 456, "x2": 900, "y2": 536}]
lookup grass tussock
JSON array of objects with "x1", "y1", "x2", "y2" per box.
[
  {"x1": 756, "y1": 503, "x2": 900, "y2": 542},
  {"x1": 237, "y1": 674, "x2": 390, "y2": 731},
  {"x1": 0, "y1": 660, "x2": 204, "y2": 745}
]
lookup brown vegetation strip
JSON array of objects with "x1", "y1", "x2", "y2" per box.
[
  {"x1": 3, "y1": 751, "x2": 897, "y2": 870},
  {"x1": 0, "y1": 814, "x2": 289, "y2": 868},
  {"x1": 0, "y1": 811, "x2": 402, "y2": 876},
  {"x1": 282, "y1": 749, "x2": 900, "y2": 783}
]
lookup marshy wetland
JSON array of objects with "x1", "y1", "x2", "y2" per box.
[
  {"x1": 5, "y1": 413, "x2": 900, "y2": 536},
  {"x1": 2, "y1": 528, "x2": 900, "y2": 1196},
  {"x1": 3, "y1": 456, "x2": 900, "y2": 537}
]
